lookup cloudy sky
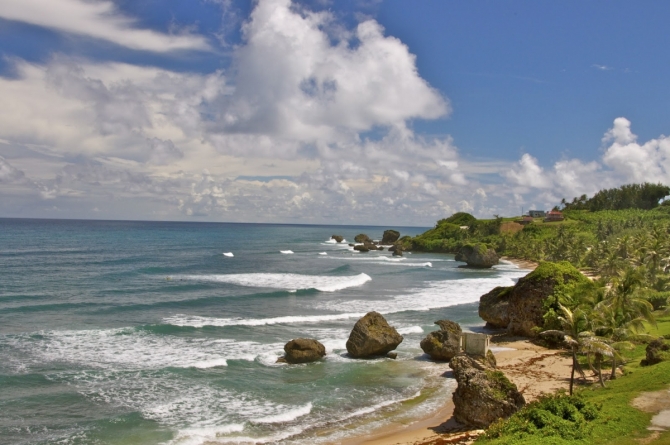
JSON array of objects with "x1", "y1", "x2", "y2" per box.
[{"x1": 1, "y1": 0, "x2": 669, "y2": 225}]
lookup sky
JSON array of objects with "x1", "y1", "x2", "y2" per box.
[{"x1": 0, "y1": 0, "x2": 669, "y2": 225}]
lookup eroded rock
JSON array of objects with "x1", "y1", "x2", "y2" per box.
[
  {"x1": 283, "y1": 338, "x2": 326, "y2": 364},
  {"x1": 331, "y1": 235, "x2": 344, "y2": 243},
  {"x1": 381, "y1": 230, "x2": 400, "y2": 245},
  {"x1": 455, "y1": 244, "x2": 499, "y2": 268},
  {"x1": 346, "y1": 312, "x2": 403, "y2": 358},
  {"x1": 449, "y1": 355, "x2": 525, "y2": 427},
  {"x1": 478, "y1": 286, "x2": 512, "y2": 329}
]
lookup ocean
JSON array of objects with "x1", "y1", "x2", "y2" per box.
[{"x1": 0, "y1": 218, "x2": 528, "y2": 445}]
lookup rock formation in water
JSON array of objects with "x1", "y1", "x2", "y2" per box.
[
  {"x1": 354, "y1": 234, "x2": 372, "y2": 243},
  {"x1": 455, "y1": 244, "x2": 499, "y2": 268},
  {"x1": 381, "y1": 230, "x2": 400, "y2": 245},
  {"x1": 346, "y1": 312, "x2": 403, "y2": 358},
  {"x1": 331, "y1": 235, "x2": 344, "y2": 243},
  {"x1": 283, "y1": 338, "x2": 326, "y2": 364},
  {"x1": 420, "y1": 320, "x2": 462, "y2": 361},
  {"x1": 449, "y1": 354, "x2": 525, "y2": 427}
]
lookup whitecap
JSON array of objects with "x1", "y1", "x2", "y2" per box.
[
  {"x1": 398, "y1": 326, "x2": 424, "y2": 335},
  {"x1": 222, "y1": 252, "x2": 234, "y2": 257},
  {"x1": 164, "y1": 312, "x2": 365, "y2": 328},
  {"x1": 174, "y1": 272, "x2": 371, "y2": 292},
  {"x1": 280, "y1": 250, "x2": 294, "y2": 254},
  {"x1": 318, "y1": 252, "x2": 328, "y2": 255},
  {"x1": 252, "y1": 402, "x2": 312, "y2": 424}
]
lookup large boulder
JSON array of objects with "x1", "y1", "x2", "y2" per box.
[
  {"x1": 381, "y1": 230, "x2": 400, "y2": 245},
  {"x1": 421, "y1": 320, "x2": 462, "y2": 361},
  {"x1": 506, "y1": 262, "x2": 588, "y2": 337},
  {"x1": 354, "y1": 234, "x2": 372, "y2": 243},
  {"x1": 478, "y1": 286, "x2": 512, "y2": 329},
  {"x1": 346, "y1": 312, "x2": 403, "y2": 358},
  {"x1": 392, "y1": 247, "x2": 403, "y2": 256},
  {"x1": 354, "y1": 245, "x2": 370, "y2": 253},
  {"x1": 455, "y1": 244, "x2": 499, "y2": 268},
  {"x1": 449, "y1": 355, "x2": 525, "y2": 427},
  {"x1": 283, "y1": 338, "x2": 326, "y2": 364},
  {"x1": 331, "y1": 235, "x2": 344, "y2": 243},
  {"x1": 641, "y1": 338, "x2": 670, "y2": 366}
]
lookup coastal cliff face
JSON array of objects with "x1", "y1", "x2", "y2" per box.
[
  {"x1": 479, "y1": 261, "x2": 587, "y2": 336},
  {"x1": 449, "y1": 355, "x2": 525, "y2": 427}
]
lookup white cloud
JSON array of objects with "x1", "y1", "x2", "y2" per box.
[
  {"x1": 0, "y1": 0, "x2": 210, "y2": 52},
  {"x1": 0, "y1": 156, "x2": 26, "y2": 183}
]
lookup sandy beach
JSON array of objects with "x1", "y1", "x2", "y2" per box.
[{"x1": 337, "y1": 257, "x2": 576, "y2": 445}]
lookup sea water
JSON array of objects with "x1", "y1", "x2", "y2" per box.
[{"x1": 0, "y1": 219, "x2": 528, "y2": 445}]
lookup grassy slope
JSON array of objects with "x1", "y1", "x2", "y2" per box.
[{"x1": 476, "y1": 314, "x2": 670, "y2": 445}]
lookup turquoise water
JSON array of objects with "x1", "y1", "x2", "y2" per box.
[{"x1": 0, "y1": 219, "x2": 527, "y2": 445}]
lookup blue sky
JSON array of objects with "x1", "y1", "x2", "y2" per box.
[{"x1": 0, "y1": 0, "x2": 669, "y2": 225}]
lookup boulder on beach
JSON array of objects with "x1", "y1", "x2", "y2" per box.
[
  {"x1": 449, "y1": 354, "x2": 525, "y2": 427},
  {"x1": 354, "y1": 234, "x2": 372, "y2": 243},
  {"x1": 283, "y1": 338, "x2": 326, "y2": 364},
  {"x1": 331, "y1": 235, "x2": 344, "y2": 243},
  {"x1": 346, "y1": 312, "x2": 403, "y2": 358},
  {"x1": 381, "y1": 230, "x2": 400, "y2": 245},
  {"x1": 478, "y1": 286, "x2": 512, "y2": 329},
  {"x1": 420, "y1": 320, "x2": 462, "y2": 361},
  {"x1": 455, "y1": 244, "x2": 499, "y2": 268},
  {"x1": 506, "y1": 262, "x2": 588, "y2": 337}
]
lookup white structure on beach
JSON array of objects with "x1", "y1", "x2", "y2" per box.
[{"x1": 461, "y1": 332, "x2": 491, "y2": 356}]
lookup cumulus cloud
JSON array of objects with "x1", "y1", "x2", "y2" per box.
[
  {"x1": 0, "y1": 156, "x2": 26, "y2": 183},
  {"x1": 0, "y1": 0, "x2": 210, "y2": 52}
]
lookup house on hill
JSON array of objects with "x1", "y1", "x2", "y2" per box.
[
  {"x1": 528, "y1": 210, "x2": 545, "y2": 218},
  {"x1": 544, "y1": 210, "x2": 564, "y2": 222}
]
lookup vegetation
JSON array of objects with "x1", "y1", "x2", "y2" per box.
[{"x1": 411, "y1": 183, "x2": 670, "y2": 443}]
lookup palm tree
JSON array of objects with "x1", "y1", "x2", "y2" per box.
[{"x1": 541, "y1": 304, "x2": 590, "y2": 395}]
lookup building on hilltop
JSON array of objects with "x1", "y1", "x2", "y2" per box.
[
  {"x1": 528, "y1": 210, "x2": 546, "y2": 218},
  {"x1": 544, "y1": 210, "x2": 564, "y2": 222}
]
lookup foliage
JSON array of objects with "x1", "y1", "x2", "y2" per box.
[
  {"x1": 484, "y1": 392, "x2": 600, "y2": 441},
  {"x1": 561, "y1": 183, "x2": 670, "y2": 211},
  {"x1": 441, "y1": 212, "x2": 477, "y2": 226}
]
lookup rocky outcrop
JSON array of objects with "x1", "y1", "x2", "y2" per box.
[
  {"x1": 392, "y1": 247, "x2": 403, "y2": 256},
  {"x1": 478, "y1": 286, "x2": 512, "y2": 329},
  {"x1": 455, "y1": 244, "x2": 499, "y2": 268},
  {"x1": 381, "y1": 230, "x2": 400, "y2": 245},
  {"x1": 641, "y1": 338, "x2": 670, "y2": 366},
  {"x1": 478, "y1": 261, "x2": 589, "y2": 337},
  {"x1": 331, "y1": 235, "x2": 344, "y2": 243},
  {"x1": 346, "y1": 312, "x2": 403, "y2": 358},
  {"x1": 449, "y1": 355, "x2": 525, "y2": 427},
  {"x1": 354, "y1": 245, "x2": 370, "y2": 253},
  {"x1": 506, "y1": 262, "x2": 588, "y2": 337},
  {"x1": 354, "y1": 234, "x2": 372, "y2": 243},
  {"x1": 420, "y1": 320, "x2": 462, "y2": 361},
  {"x1": 283, "y1": 338, "x2": 326, "y2": 364}
]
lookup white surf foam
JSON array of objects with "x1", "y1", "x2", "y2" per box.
[
  {"x1": 252, "y1": 402, "x2": 313, "y2": 424},
  {"x1": 222, "y1": 252, "x2": 234, "y2": 257},
  {"x1": 164, "y1": 312, "x2": 365, "y2": 328},
  {"x1": 318, "y1": 252, "x2": 327, "y2": 255},
  {"x1": 280, "y1": 250, "x2": 294, "y2": 254},
  {"x1": 174, "y1": 272, "x2": 371, "y2": 292},
  {"x1": 397, "y1": 326, "x2": 424, "y2": 335}
]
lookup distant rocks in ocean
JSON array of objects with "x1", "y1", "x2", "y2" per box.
[
  {"x1": 346, "y1": 312, "x2": 403, "y2": 358},
  {"x1": 330, "y1": 235, "x2": 344, "y2": 243},
  {"x1": 392, "y1": 246, "x2": 403, "y2": 256},
  {"x1": 420, "y1": 319, "x2": 462, "y2": 361},
  {"x1": 354, "y1": 234, "x2": 372, "y2": 243},
  {"x1": 381, "y1": 230, "x2": 400, "y2": 245},
  {"x1": 353, "y1": 244, "x2": 370, "y2": 253},
  {"x1": 281, "y1": 338, "x2": 326, "y2": 364},
  {"x1": 455, "y1": 244, "x2": 499, "y2": 268},
  {"x1": 449, "y1": 354, "x2": 525, "y2": 427}
]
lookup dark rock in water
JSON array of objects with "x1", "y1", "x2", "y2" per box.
[
  {"x1": 354, "y1": 245, "x2": 370, "y2": 252},
  {"x1": 331, "y1": 235, "x2": 344, "y2": 243},
  {"x1": 641, "y1": 338, "x2": 670, "y2": 366},
  {"x1": 506, "y1": 262, "x2": 588, "y2": 337},
  {"x1": 392, "y1": 247, "x2": 403, "y2": 256},
  {"x1": 283, "y1": 338, "x2": 326, "y2": 364},
  {"x1": 346, "y1": 312, "x2": 403, "y2": 358},
  {"x1": 378, "y1": 247, "x2": 385, "y2": 251},
  {"x1": 354, "y1": 234, "x2": 371, "y2": 243},
  {"x1": 455, "y1": 244, "x2": 499, "y2": 268},
  {"x1": 420, "y1": 330, "x2": 461, "y2": 361},
  {"x1": 387, "y1": 352, "x2": 398, "y2": 359},
  {"x1": 478, "y1": 286, "x2": 512, "y2": 329},
  {"x1": 388, "y1": 245, "x2": 397, "y2": 252},
  {"x1": 449, "y1": 355, "x2": 525, "y2": 427},
  {"x1": 381, "y1": 230, "x2": 400, "y2": 245},
  {"x1": 349, "y1": 243, "x2": 355, "y2": 247},
  {"x1": 275, "y1": 356, "x2": 287, "y2": 364}
]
